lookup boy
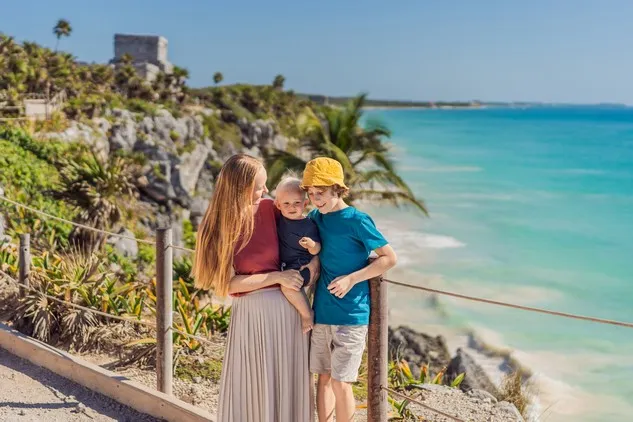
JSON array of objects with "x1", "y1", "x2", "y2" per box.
[
  {"x1": 301, "y1": 157, "x2": 397, "y2": 422},
  {"x1": 275, "y1": 176, "x2": 321, "y2": 333}
]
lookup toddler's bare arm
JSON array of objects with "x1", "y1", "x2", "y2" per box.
[{"x1": 299, "y1": 237, "x2": 321, "y2": 255}]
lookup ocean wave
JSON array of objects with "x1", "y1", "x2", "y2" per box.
[
  {"x1": 400, "y1": 165, "x2": 483, "y2": 173},
  {"x1": 553, "y1": 168, "x2": 607, "y2": 175}
]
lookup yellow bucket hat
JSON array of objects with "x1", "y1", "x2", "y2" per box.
[{"x1": 301, "y1": 157, "x2": 348, "y2": 189}]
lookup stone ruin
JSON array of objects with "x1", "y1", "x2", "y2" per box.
[{"x1": 111, "y1": 34, "x2": 173, "y2": 81}]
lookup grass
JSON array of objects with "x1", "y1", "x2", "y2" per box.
[
  {"x1": 175, "y1": 355, "x2": 224, "y2": 383},
  {"x1": 202, "y1": 114, "x2": 242, "y2": 149},
  {"x1": 497, "y1": 370, "x2": 533, "y2": 418}
]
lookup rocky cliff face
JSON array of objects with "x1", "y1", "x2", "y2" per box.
[{"x1": 41, "y1": 107, "x2": 291, "y2": 250}]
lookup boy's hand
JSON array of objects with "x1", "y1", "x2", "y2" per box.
[
  {"x1": 299, "y1": 237, "x2": 316, "y2": 250},
  {"x1": 328, "y1": 275, "x2": 356, "y2": 298}
]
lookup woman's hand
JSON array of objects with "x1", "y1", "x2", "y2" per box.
[
  {"x1": 301, "y1": 255, "x2": 321, "y2": 286},
  {"x1": 277, "y1": 270, "x2": 304, "y2": 291}
]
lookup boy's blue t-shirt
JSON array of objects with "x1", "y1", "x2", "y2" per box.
[{"x1": 308, "y1": 206, "x2": 388, "y2": 326}]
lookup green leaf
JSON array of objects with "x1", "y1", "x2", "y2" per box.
[{"x1": 450, "y1": 373, "x2": 465, "y2": 388}]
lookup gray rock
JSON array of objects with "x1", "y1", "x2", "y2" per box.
[
  {"x1": 109, "y1": 109, "x2": 137, "y2": 151},
  {"x1": 200, "y1": 108, "x2": 218, "y2": 117},
  {"x1": 93, "y1": 117, "x2": 111, "y2": 135},
  {"x1": 239, "y1": 119, "x2": 277, "y2": 151},
  {"x1": 140, "y1": 116, "x2": 154, "y2": 134},
  {"x1": 446, "y1": 348, "x2": 500, "y2": 398},
  {"x1": 186, "y1": 115, "x2": 205, "y2": 141},
  {"x1": 106, "y1": 228, "x2": 138, "y2": 258},
  {"x1": 388, "y1": 326, "x2": 452, "y2": 378},
  {"x1": 173, "y1": 144, "x2": 210, "y2": 197},
  {"x1": 139, "y1": 161, "x2": 178, "y2": 206},
  {"x1": 494, "y1": 401, "x2": 525, "y2": 421},
  {"x1": 468, "y1": 389, "x2": 498, "y2": 404},
  {"x1": 190, "y1": 197, "x2": 209, "y2": 231},
  {"x1": 272, "y1": 134, "x2": 289, "y2": 151},
  {"x1": 42, "y1": 122, "x2": 110, "y2": 160},
  {"x1": 153, "y1": 109, "x2": 187, "y2": 144}
]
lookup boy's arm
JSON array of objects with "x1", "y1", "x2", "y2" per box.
[{"x1": 327, "y1": 244, "x2": 397, "y2": 298}]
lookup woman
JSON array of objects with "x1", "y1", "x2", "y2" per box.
[{"x1": 192, "y1": 154, "x2": 317, "y2": 422}]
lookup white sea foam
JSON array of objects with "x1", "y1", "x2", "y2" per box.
[
  {"x1": 400, "y1": 165, "x2": 483, "y2": 173},
  {"x1": 554, "y1": 168, "x2": 607, "y2": 176}
]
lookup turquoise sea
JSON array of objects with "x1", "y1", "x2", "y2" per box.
[{"x1": 362, "y1": 107, "x2": 633, "y2": 422}]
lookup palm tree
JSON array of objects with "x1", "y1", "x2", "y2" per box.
[
  {"x1": 213, "y1": 72, "x2": 223, "y2": 85},
  {"x1": 267, "y1": 93, "x2": 428, "y2": 214},
  {"x1": 53, "y1": 19, "x2": 72, "y2": 52},
  {"x1": 53, "y1": 152, "x2": 139, "y2": 252},
  {"x1": 272, "y1": 74, "x2": 285, "y2": 90}
]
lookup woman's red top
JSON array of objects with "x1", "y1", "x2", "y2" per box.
[{"x1": 231, "y1": 198, "x2": 280, "y2": 296}]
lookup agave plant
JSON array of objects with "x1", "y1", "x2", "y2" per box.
[
  {"x1": 388, "y1": 359, "x2": 464, "y2": 390},
  {"x1": 53, "y1": 152, "x2": 139, "y2": 252},
  {"x1": 266, "y1": 93, "x2": 427, "y2": 214}
]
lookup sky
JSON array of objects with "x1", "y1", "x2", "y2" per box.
[{"x1": 2, "y1": 0, "x2": 633, "y2": 104}]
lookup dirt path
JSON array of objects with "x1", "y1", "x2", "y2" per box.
[{"x1": 0, "y1": 347, "x2": 163, "y2": 422}]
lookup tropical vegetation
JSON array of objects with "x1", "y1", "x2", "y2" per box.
[
  {"x1": 0, "y1": 21, "x2": 440, "y2": 414},
  {"x1": 267, "y1": 93, "x2": 428, "y2": 214}
]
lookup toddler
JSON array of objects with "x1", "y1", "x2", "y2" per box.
[{"x1": 275, "y1": 176, "x2": 321, "y2": 333}]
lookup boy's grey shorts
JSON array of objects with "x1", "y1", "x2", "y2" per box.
[{"x1": 309, "y1": 323, "x2": 368, "y2": 383}]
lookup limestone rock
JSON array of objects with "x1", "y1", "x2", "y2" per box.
[
  {"x1": 106, "y1": 228, "x2": 138, "y2": 258},
  {"x1": 42, "y1": 121, "x2": 110, "y2": 160},
  {"x1": 388, "y1": 326, "x2": 452, "y2": 378},
  {"x1": 494, "y1": 401, "x2": 525, "y2": 421},
  {"x1": 109, "y1": 109, "x2": 137, "y2": 151},
  {"x1": 172, "y1": 143, "x2": 210, "y2": 198},
  {"x1": 446, "y1": 348, "x2": 500, "y2": 398},
  {"x1": 139, "y1": 161, "x2": 178, "y2": 206},
  {"x1": 189, "y1": 197, "x2": 210, "y2": 231}
]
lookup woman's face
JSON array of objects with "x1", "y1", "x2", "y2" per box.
[{"x1": 251, "y1": 166, "x2": 268, "y2": 205}]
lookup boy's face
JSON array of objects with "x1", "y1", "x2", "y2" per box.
[
  {"x1": 275, "y1": 189, "x2": 307, "y2": 220},
  {"x1": 307, "y1": 186, "x2": 339, "y2": 214}
]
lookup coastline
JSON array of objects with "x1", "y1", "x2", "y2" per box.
[{"x1": 361, "y1": 104, "x2": 486, "y2": 110}]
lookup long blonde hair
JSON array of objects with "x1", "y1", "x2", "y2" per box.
[{"x1": 192, "y1": 154, "x2": 263, "y2": 295}]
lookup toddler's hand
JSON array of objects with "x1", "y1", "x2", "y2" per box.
[{"x1": 299, "y1": 237, "x2": 316, "y2": 250}]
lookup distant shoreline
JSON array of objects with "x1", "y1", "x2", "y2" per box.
[{"x1": 361, "y1": 104, "x2": 485, "y2": 110}]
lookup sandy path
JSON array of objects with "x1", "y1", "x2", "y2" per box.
[{"x1": 0, "y1": 347, "x2": 163, "y2": 422}]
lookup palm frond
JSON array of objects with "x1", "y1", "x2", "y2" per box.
[
  {"x1": 266, "y1": 150, "x2": 308, "y2": 189},
  {"x1": 351, "y1": 189, "x2": 428, "y2": 215}
]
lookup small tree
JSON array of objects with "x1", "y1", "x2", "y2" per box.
[
  {"x1": 272, "y1": 74, "x2": 285, "y2": 90},
  {"x1": 53, "y1": 19, "x2": 72, "y2": 52},
  {"x1": 213, "y1": 72, "x2": 223, "y2": 85}
]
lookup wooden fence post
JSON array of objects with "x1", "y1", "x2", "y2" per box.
[
  {"x1": 18, "y1": 234, "x2": 30, "y2": 297},
  {"x1": 156, "y1": 227, "x2": 173, "y2": 395},
  {"x1": 368, "y1": 275, "x2": 388, "y2": 421}
]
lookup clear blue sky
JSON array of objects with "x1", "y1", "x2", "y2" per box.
[{"x1": 2, "y1": 0, "x2": 633, "y2": 104}]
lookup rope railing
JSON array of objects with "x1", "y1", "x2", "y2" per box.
[
  {"x1": 0, "y1": 268, "x2": 221, "y2": 350},
  {"x1": 384, "y1": 278, "x2": 633, "y2": 329},
  {"x1": 0, "y1": 194, "x2": 197, "y2": 253},
  {"x1": 0, "y1": 194, "x2": 155, "y2": 245},
  {"x1": 2, "y1": 191, "x2": 630, "y2": 419},
  {"x1": 381, "y1": 386, "x2": 465, "y2": 422},
  {"x1": 2, "y1": 193, "x2": 632, "y2": 329}
]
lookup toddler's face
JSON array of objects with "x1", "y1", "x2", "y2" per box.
[{"x1": 275, "y1": 189, "x2": 307, "y2": 220}]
